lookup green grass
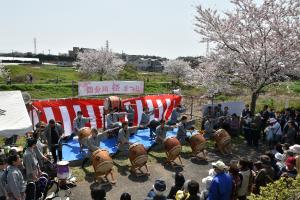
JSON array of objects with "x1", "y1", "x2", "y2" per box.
[
  {"x1": 0, "y1": 64, "x2": 299, "y2": 109},
  {"x1": 291, "y1": 81, "x2": 300, "y2": 93},
  {"x1": 1, "y1": 65, "x2": 81, "y2": 84},
  {"x1": 0, "y1": 136, "x2": 26, "y2": 147}
]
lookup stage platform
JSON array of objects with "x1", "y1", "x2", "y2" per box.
[{"x1": 61, "y1": 128, "x2": 180, "y2": 161}]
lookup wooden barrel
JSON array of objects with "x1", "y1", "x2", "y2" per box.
[
  {"x1": 214, "y1": 129, "x2": 231, "y2": 148},
  {"x1": 163, "y1": 137, "x2": 182, "y2": 161},
  {"x1": 129, "y1": 143, "x2": 148, "y2": 167},
  {"x1": 104, "y1": 96, "x2": 122, "y2": 112},
  {"x1": 78, "y1": 127, "x2": 91, "y2": 147},
  {"x1": 92, "y1": 149, "x2": 114, "y2": 175},
  {"x1": 190, "y1": 133, "x2": 206, "y2": 153}
]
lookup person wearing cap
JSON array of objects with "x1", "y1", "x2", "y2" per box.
[
  {"x1": 265, "y1": 118, "x2": 282, "y2": 148},
  {"x1": 281, "y1": 157, "x2": 298, "y2": 178},
  {"x1": 42, "y1": 119, "x2": 64, "y2": 163},
  {"x1": 289, "y1": 144, "x2": 300, "y2": 173},
  {"x1": 168, "y1": 104, "x2": 186, "y2": 125},
  {"x1": 23, "y1": 138, "x2": 41, "y2": 181},
  {"x1": 146, "y1": 179, "x2": 167, "y2": 200},
  {"x1": 167, "y1": 172, "x2": 185, "y2": 199},
  {"x1": 0, "y1": 157, "x2": 7, "y2": 200},
  {"x1": 208, "y1": 160, "x2": 233, "y2": 200}
]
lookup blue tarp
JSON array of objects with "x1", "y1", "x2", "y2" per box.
[{"x1": 62, "y1": 128, "x2": 180, "y2": 161}]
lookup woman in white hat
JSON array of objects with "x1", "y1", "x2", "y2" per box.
[{"x1": 265, "y1": 118, "x2": 282, "y2": 148}]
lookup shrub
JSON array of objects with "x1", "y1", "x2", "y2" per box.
[{"x1": 249, "y1": 176, "x2": 300, "y2": 200}]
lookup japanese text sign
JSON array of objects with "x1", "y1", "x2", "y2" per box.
[{"x1": 78, "y1": 81, "x2": 144, "y2": 96}]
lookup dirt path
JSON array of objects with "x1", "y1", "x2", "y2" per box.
[{"x1": 70, "y1": 140, "x2": 266, "y2": 200}]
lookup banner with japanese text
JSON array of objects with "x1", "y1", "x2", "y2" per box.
[{"x1": 78, "y1": 81, "x2": 144, "y2": 96}]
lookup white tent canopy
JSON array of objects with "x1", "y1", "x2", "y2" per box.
[{"x1": 0, "y1": 91, "x2": 32, "y2": 137}]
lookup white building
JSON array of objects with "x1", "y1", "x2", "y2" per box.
[{"x1": 127, "y1": 57, "x2": 163, "y2": 72}]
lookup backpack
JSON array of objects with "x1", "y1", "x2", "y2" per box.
[
  {"x1": 36, "y1": 175, "x2": 49, "y2": 199},
  {"x1": 25, "y1": 181, "x2": 37, "y2": 200}
]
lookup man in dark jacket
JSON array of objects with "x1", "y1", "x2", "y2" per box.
[{"x1": 42, "y1": 119, "x2": 64, "y2": 163}]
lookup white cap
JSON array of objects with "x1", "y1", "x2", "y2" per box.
[
  {"x1": 269, "y1": 118, "x2": 277, "y2": 123},
  {"x1": 289, "y1": 145, "x2": 300, "y2": 154},
  {"x1": 212, "y1": 160, "x2": 227, "y2": 170}
]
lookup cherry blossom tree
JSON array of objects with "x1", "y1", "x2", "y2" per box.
[
  {"x1": 187, "y1": 59, "x2": 231, "y2": 98},
  {"x1": 76, "y1": 48, "x2": 125, "y2": 81},
  {"x1": 0, "y1": 64, "x2": 4, "y2": 78},
  {"x1": 163, "y1": 59, "x2": 193, "y2": 84},
  {"x1": 194, "y1": 0, "x2": 300, "y2": 113}
]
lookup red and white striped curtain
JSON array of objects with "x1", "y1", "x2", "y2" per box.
[{"x1": 31, "y1": 94, "x2": 181, "y2": 135}]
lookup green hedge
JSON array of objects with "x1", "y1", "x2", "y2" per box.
[{"x1": 249, "y1": 176, "x2": 300, "y2": 200}]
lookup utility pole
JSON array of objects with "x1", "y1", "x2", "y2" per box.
[
  {"x1": 33, "y1": 38, "x2": 37, "y2": 55},
  {"x1": 105, "y1": 40, "x2": 109, "y2": 51}
]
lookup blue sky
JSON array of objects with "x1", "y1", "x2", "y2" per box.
[{"x1": 0, "y1": 0, "x2": 236, "y2": 58}]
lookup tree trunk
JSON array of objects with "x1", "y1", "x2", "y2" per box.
[
  {"x1": 250, "y1": 92, "x2": 259, "y2": 115},
  {"x1": 99, "y1": 74, "x2": 103, "y2": 81},
  {"x1": 176, "y1": 76, "x2": 180, "y2": 85}
]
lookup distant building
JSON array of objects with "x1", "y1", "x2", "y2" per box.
[
  {"x1": 0, "y1": 56, "x2": 40, "y2": 64},
  {"x1": 126, "y1": 56, "x2": 163, "y2": 72},
  {"x1": 68, "y1": 47, "x2": 97, "y2": 59}
]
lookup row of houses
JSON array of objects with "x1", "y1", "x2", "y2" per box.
[
  {"x1": 0, "y1": 47, "x2": 166, "y2": 72},
  {"x1": 69, "y1": 47, "x2": 165, "y2": 72}
]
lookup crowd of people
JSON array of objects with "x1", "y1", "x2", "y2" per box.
[
  {"x1": 203, "y1": 104, "x2": 300, "y2": 148},
  {"x1": 0, "y1": 102, "x2": 299, "y2": 200},
  {"x1": 88, "y1": 142, "x2": 300, "y2": 200}
]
